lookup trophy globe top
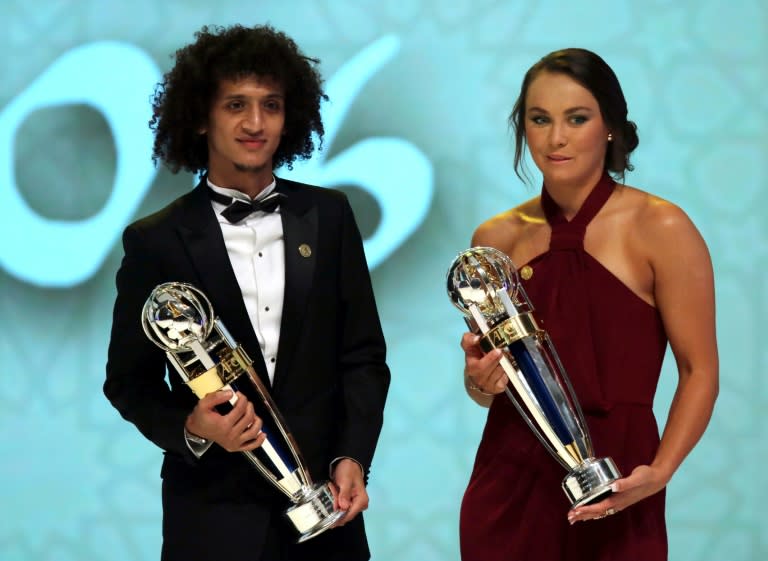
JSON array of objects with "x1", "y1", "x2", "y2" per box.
[
  {"x1": 446, "y1": 247, "x2": 527, "y2": 320},
  {"x1": 141, "y1": 282, "x2": 214, "y2": 351}
]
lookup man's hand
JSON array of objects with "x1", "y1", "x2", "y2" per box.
[
  {"x1": 185, "y1": 390, "x2": 266, "y2": 452},
  {"x1": 330, "y1": 458, "x2": 368, "y2": 525}
]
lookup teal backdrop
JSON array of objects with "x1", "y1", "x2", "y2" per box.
[{"x1": 0, "y1": 1, "x2": 765, "y2": 560}]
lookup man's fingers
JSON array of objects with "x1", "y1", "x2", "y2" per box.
[
  {"x1": 199, "y1": 388, "x2": 234, "y2": 408},
  {"x1": 241, "y1": 430, "x2": 267, "y2": 451},
  {"x1": 338, "y1": 488, "x2": 369, "y2": 525},
  {"x1": 243, "y1": 415, "x2": 263, "y2": 439},
  {"x1": 222, "y1": 392, "x2": 251, "y2": 422},
  {"x1": 235, "y1": 402, "x2": 256, "y2": 429},
  {"x1": 336, "y1": 482, "x2": 352, "y2": 510}
]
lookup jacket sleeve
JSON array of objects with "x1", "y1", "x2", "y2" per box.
[
  {"x1": 333, "y1": 196, "x2": 391, "y2": 479},
  {"x1": 103, "y1": 224, "x2": 196, "y2": 459}
]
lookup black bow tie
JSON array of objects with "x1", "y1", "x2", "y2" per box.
[{"x1": 208, "y1": 188, "x2": 286, "y2": 223}]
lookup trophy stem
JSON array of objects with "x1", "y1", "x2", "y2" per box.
[
  {"x1": 497, "y1": 355, "x2": 577, "y2": 470},
  {"x1": 240, "y1": 449, "x2": 303, "y2": 498},
  {"x1": 469, "y1": 300, "x2": 577, "y2": 470},
  {"x1": 260, "y1": 439, "x2": 295, "y2": 481}
]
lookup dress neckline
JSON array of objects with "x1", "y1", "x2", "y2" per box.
[
  {"x1": 540, "y1": 173, "x2": 616, "y2": 251},
  {"x1": 541, "y1": 173, "x2": 616, "y2": 229}
]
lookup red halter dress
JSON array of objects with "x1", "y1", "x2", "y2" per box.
[{"x1": 460, "y1": 174, "x2": 668, "y2": 560}]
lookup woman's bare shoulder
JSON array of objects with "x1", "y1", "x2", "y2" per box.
[
  {"x1": 472, "y1": 196, "x2": 543, "y2": 250},
  {"x1": 616, "y1": 183, "x2": 706, "y2": 256},
  {"x1": 617, "y1": 185, "x2": 694, "y2": 232}
]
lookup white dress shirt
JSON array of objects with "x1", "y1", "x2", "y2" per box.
[
  {"x1": 185, "y1": 177, "x2": 285, "y2": 456},
  {"x1": 208, "y1": 176, "x2": 285, "y2": 384},
  {"x1": 185, "y1": 179, "x2": 363, "y2": 477}
]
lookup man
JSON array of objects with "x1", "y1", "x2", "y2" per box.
[{"x1": 104, "y1": 24, "x2": 390, "y2": 561}]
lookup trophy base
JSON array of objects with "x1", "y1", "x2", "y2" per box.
[
  {"x1": 562, "y1": 457, "x2": 621, "y2": 507},
  {"x1": 286, "y1": 482, "x2": 346, "y2": 543}
]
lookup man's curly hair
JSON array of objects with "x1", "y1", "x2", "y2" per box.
[{"x1": 149, "y1": 24, "x2": 327, "y2": 174}]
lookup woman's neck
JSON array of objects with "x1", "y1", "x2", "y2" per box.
[{"x1": 543, "y1": 169, "x2": 605, "y2": 220}]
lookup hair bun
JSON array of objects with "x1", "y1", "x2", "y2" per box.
[{"x1": 624, "y1": 121, "x2": 639, "y2": 154}]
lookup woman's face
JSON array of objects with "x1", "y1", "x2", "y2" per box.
[{"x1": 523, "y1": 71, "x2": 609, "y2": 188}]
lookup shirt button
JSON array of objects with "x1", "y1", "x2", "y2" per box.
[
  {"x1": 270, "y1": 357, "x2": 276, "y2": 363},
  {"x1": 258, "y1": 252, "x2": 263, "y2": 257},
  {"x1": 265, "y1": 306, "x2": 270, "y2": 311}
]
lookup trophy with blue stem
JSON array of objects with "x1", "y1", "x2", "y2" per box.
[
  {"x1": 446, "y1": 247, "x2": 621, "y2": 506},
  {"x1": 141, "y1": 282, "x2": 345, "y2": 541}
]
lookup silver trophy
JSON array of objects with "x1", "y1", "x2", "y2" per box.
[
  {"x1": 447, "y1": 247, "x2": 620, "y2": 506},
  {"x1": 141, "y1": 282, "x2": 345, "y2": 542}
]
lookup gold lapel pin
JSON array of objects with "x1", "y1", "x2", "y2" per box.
[
  {"x1": 298, "y1": 244, "x2": 312, "y2": 258},
  {"x1": 520, "y1": 265, "x2": 533, "y2": 280}
]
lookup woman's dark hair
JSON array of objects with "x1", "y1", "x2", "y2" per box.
[
  {"x1": 150, "y1": 24, "x2": 327, "y2": 174},
  {"x1": 509, "y1": 48, "x2": 639, "y2": 182}
]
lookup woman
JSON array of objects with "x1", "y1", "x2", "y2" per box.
[{"x1": 459, "y1": 48, "x2": 718, "y2": 561}]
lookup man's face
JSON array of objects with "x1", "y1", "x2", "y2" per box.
[{"x1": 203, "y1": 76, "x2": 285, "y2": 190}]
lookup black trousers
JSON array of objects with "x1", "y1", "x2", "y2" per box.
[{"x1": 161, "y1": 478, "x2": 369, "y2": 561}]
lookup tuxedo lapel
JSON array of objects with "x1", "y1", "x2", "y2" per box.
[
  {"x1": 175, "y1": 181, "x2": 270, "y2": 385},
  {"x1": 273, "y1": 178, "x2": 318, "y2": 395}
]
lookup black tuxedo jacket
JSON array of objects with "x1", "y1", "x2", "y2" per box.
[{"x1": 104, "y1": 177, "x2": 390, "y2": 560}]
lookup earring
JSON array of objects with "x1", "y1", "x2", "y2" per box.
[{"x1": 607, "y1": 133, "x2": 613, "y2": 142}]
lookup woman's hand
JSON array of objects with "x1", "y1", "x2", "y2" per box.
[
  {"x1": 566, "y1": 464, "x2": 670, "y2": 524},
  {"x1": 461, "y1": 332, "x2": 508, "y2": 397}
]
